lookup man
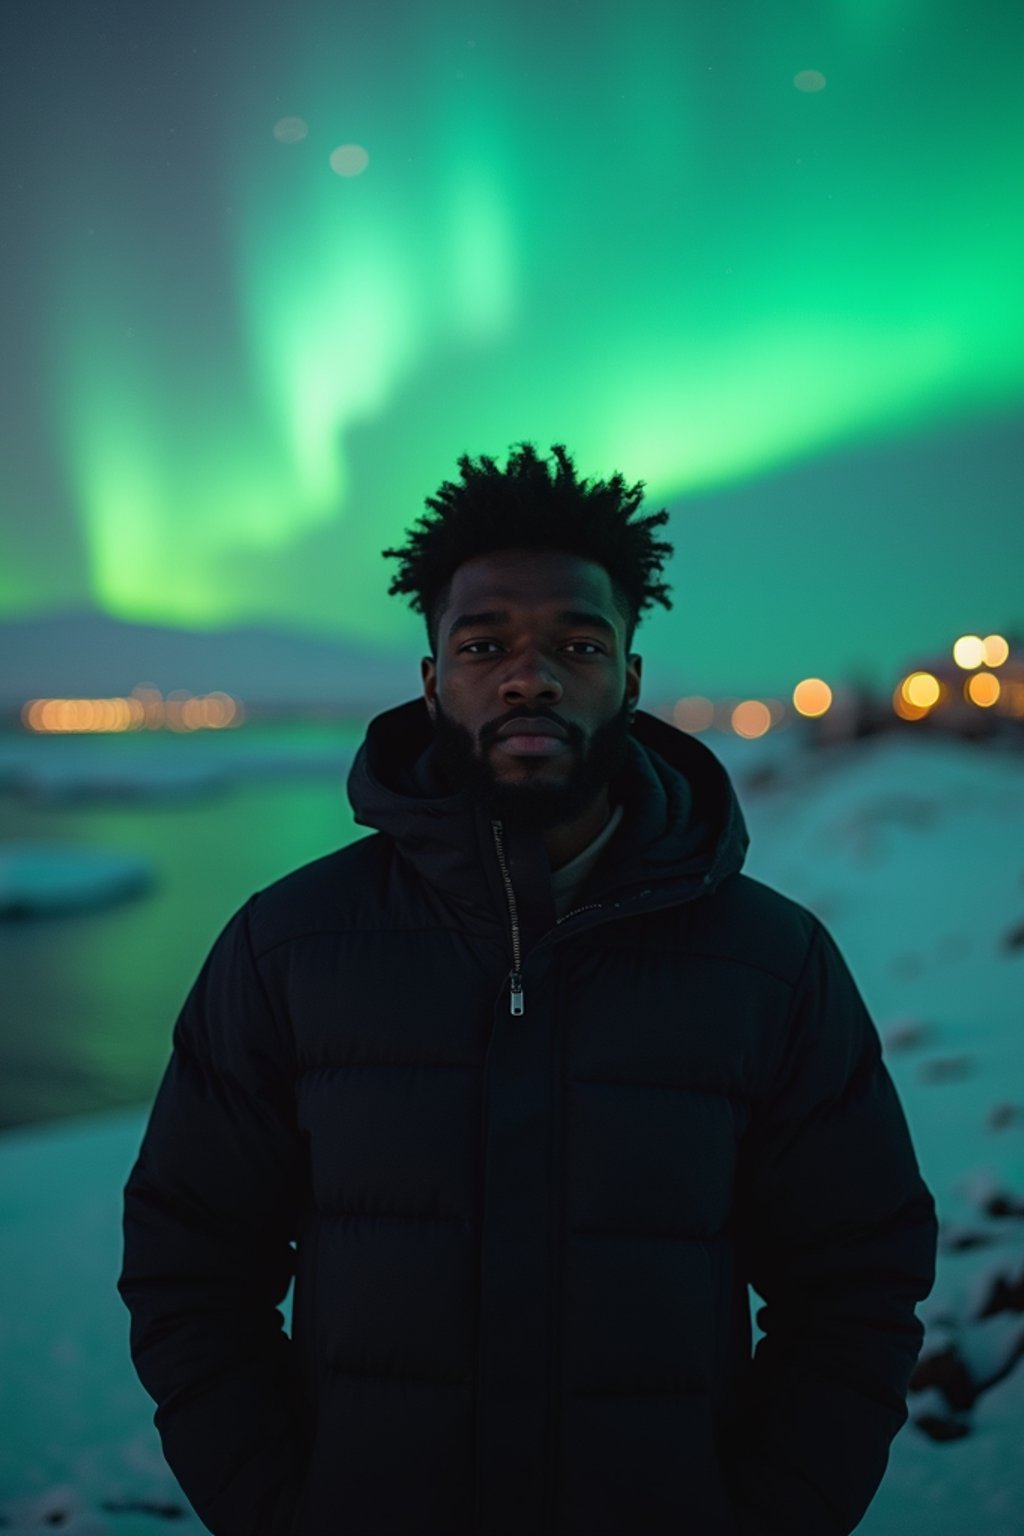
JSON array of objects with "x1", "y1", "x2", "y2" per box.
[{"x1": 119, "y1": 442, "x2": 938, "y2": 1535}]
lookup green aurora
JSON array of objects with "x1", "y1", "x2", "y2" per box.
[{"x1": 3, "y1": 0, "x2": 1023, "y2": 691}]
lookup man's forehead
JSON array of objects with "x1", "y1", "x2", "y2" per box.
[{"x1": 449, "y1": 551, "x2": 612, "y2": 605}]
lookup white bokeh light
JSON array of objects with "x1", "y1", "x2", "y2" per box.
[
  {"x1": 273, "y1": 116, "x2": 309, "y2": 143},
  {"x1": 329, "y1": 143, "x2": 370, "y2": 177}
]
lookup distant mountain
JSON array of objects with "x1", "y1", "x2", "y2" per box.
[{"x1": 0, "y1": 610, "x2": 419, "y2": 712}]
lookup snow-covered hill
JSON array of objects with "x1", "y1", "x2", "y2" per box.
[{"x1": 0, "y1": 610, "x2": 414, "y2": 712}]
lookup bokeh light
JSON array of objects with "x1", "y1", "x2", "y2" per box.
[
  {"x1": 21, "y1": 690, "x2": 243, "y2": 733},
  {"x1": 902, "y1": 672, "x2": 942, "y2": 709},
  {"x1": 966, "y1": 672, "x2": 1000, "y2": 707},
  {"x1": 792, "y1": 678, "x2": 833, "y2": 717},
  {"x1": 892, "y1": 684, "x2": 929, "y2": 721},
  {"x1": 672, "y1": 696, "x2": 716, "y2": 732},
  {"x1": 982, "y1": 634, "x2": 1010, "y2": 667},
  {"x1": 273, "y1": 117, "x2": 309, "y2": 144},
  {"x1": 328, "y1": 143, "x2": 370, "y2": 177},
  {"x1": 952, "y1": 635, "x2": 986, "y2": 669},
  {"x1": 731, "y1": 700, "x2": 773, "y2": 738}
]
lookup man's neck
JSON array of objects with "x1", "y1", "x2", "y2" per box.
[{"x1": 543, "y1": 787, "x2": 613, "y2": 870}]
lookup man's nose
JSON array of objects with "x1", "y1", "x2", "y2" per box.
[{"x1": 497, "y1": 645, "x2": 564, "y2": 700}]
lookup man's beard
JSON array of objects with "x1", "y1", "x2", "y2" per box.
[{"x1": 428, "y1": 691, "x2": 635, "y2": 834}]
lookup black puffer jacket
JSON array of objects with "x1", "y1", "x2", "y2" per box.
[{"x1": 119, "y1": 697, "x2": 938, "y2": 1536}]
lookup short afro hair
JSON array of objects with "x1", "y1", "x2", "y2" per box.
[{"x1": 381, "y1": 441, "x2": 674, "y2": 657}]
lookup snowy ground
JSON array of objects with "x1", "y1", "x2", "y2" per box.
[{"x1": 1, "y1": 727, "x2": 1022, "y2": 1533}]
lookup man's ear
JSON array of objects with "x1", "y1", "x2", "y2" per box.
[
  {"x1": 627, "y1": 652, "x2": 642, "y2": 718},
  {"x1": 421, "y1": 656, "x2": 437, "y2": 719}
]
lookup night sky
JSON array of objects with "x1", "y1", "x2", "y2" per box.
[{"x1": 2, "y1": 0, "x2": 1022, "y2": 694}]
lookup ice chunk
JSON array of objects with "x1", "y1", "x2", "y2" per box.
[{"x1": 0, "y1": 844, "x2": 153, "y2": 918}]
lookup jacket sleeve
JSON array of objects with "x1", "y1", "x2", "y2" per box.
[
  {"x1": 721, "y1": 917, "x2": 939, "y2": 1536},
  {"x1": 117, "y1": 897, "x2": 310, "y2": 1536}
]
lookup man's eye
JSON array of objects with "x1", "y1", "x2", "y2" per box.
[{"x1": 459, "y1": 640, "x2": 603, "y2": 655}]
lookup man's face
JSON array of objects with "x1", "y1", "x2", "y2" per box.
[{"x1": 420, "y1": 547, "x2": 642, "y2": 834}]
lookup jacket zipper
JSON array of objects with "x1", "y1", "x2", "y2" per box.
[
  {"x1": 555, "y1": 900, "x2": 605, "y2": 925},
  {"x1": 490, "y1": 820, "x2": 683, "y2": 1016},
  {"x1": 490, "y1": 821, "x2": 525, "y2": 1014}
]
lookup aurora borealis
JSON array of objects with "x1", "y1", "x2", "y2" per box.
[{"x1": 2, "y1": 0, "x2": 1022, "y2": 693}]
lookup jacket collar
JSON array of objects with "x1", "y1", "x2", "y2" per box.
[{"x1": 346, "y1": 696, "x2": 750, "y2": 937}]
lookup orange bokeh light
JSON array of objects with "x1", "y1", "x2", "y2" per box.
[
  {"x1": 21, "y1": 689, "x2": 242, "y2": 733},
  {"x1": 792, "y1": 678, "x2": 832, "y2": 718},
  {"x1": 731, "y1": 700, "x2": 772, "y2": 739}
]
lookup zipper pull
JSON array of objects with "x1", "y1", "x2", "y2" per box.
[{"x1": 509, "y1": 971, "x2": 524, "y2": 1016}]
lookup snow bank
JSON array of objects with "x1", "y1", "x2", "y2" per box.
[{"x1": 0, "y1": 1109, "x2": 209, "y2": 1533}]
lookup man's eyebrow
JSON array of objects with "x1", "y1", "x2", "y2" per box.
[{"x1": 447, "y1": 609, "x2": 617, "y2": 641}]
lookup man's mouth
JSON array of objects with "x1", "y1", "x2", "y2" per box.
[{"x1": 493, "y1": 735, "x2": 569, "y2": 757}]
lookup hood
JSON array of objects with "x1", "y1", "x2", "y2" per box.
[{"x1": 346, "y1": 697, "x2": 750, "y2": 945}]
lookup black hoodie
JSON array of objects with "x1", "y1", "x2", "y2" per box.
[
  {"x1": 119, "y1": 696, "x2": 937, "y2": 1536},
  {"x1": 349, "y1": 696, "x2": 751, "y2": 1006}
]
